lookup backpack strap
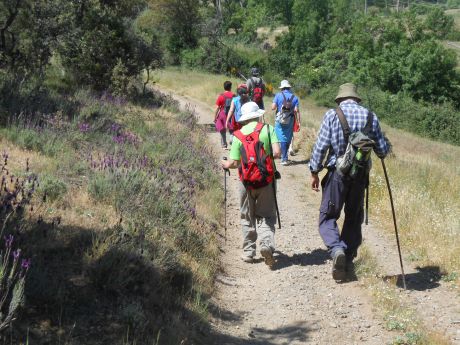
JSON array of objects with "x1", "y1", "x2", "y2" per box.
[
  {"x1": 281, "y1": 92, "x2": 287, "y2": 104},
  {"x1": 254, "y1": 122, "x2": 264, "y2": 133},
  {"x1": 336, "y1": 107, "x2": 351, "y2": 141},
  {"x1": 233, "y1": 129, "x2": 245, "y2": 142},
  {"x1": 362, "y1": 111, "x2": 373, "y2": 135}
]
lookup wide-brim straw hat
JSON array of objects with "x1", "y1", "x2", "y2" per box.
[
  {"x1": 279, "y1": 80, "x2": 292, "y2": 89},
  {"x1": 335, "y1": 83, "x2": 361, "y2": 102},
  {"x1": 238, "y1": 101, "x2": 265, "y2": 122}
]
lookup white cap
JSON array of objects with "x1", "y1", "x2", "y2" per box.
[
  {"x1": 238, "y1": 102, "x2": 265, "y2": 122},
  {"x1": 279, "y1": 80, "x2": 292, "y2": 89}
]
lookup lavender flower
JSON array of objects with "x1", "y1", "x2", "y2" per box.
[
  {"x1": 21, "y1": 258, "x2": 31, "y2": 270},
  {"x1": 78, "y1": 123, "x2": 91, "y2": 133},
  {"x1": 4, "y1": 235, "x2": 13, "y2": 248},
  {"x1": 12, "y1": 249, "x2": 21, "y2": 261}
]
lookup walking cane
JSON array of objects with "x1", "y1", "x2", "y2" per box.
[
  {"x1": 365, "y1": 177, "x2": 369, "y2": 225},
  {"x1": 223, "y1": 157, "x2": 230, "y2": 243},
  {"x1": 267, "y1": 124, "x2": 281, "y2": 229},
  {"x1": 381, "y1": 158, "x2": 407, "y2": 290}
]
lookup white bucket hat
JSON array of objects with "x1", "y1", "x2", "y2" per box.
[
  {"x1": 279, "y1": 80, "x2": 292, "y2": 89},
  {"x1": 238, "y1": 102, "x2": 265, "y2": 123}
]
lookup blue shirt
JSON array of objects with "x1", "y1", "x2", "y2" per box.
[
  {"x1": 309, "y1": 99, "x2": 389, "y2": 172},
  {"x1": 272, "y1": 90, "x2": 299, "y2": 112},
  {"x1": 232, "y1": 96, "x2": 243, "y2": 121}
]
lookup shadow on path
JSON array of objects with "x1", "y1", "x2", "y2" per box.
[
  {"x1": 272, "y1": 248, "x2": 329, "y2": 270},
  {"x1": 286, "y1": 159, "x2": 310, "y2": 166},
  {"x1": 206, "y1": 320, "x2": 313, "y2": 345},
  {"x1": 382, "y1": 265, "x2": 442, "y2": 291}
]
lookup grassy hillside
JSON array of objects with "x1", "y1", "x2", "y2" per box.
[
  {"x1": 154, "y1": 67, "x2": 460, "y2": 283},
  {"x1": 1, "y1": 89, "x2": 222, "y2": 344}
]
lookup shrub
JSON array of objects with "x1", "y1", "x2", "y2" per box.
[{"x1": 37, "y1": 175, "x2": 68, "y2": 202}]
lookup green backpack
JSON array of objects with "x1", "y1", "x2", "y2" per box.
[{"x1": 335, "y1": 107, "x2": 375, "y2": 179}]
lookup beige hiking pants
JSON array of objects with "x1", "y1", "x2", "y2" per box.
[{"x1": 239, "y1": 182, "x2": 277, "y2": 258}]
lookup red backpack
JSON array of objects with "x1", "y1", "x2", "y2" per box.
[
  {"x1": 233, "y1": 123, "x2": 274, "y2": 189},
  {"x1": 250, "y1": 78, "x2": 265, "y2": 104}
]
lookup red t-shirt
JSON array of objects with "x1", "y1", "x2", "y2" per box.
[{"x1": 216, "y1": 91, "x2": 235, "y2": 108}]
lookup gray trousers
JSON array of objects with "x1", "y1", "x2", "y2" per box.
[
  {"x1": 319, "y1": 169, "x2": 366, "y2": 259},
  {"x1": 239, "y1": 182, "x2": 277, "y2": 257}
]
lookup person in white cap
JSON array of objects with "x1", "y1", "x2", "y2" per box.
[
  {"x1": 271, "y1": 80, "x2": 300, "y2": 165},
  {"x1": 221, "y1": 102, "x2": 281, "y2": 267}
]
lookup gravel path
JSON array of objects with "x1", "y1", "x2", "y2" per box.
[{"x1": 163, "y1": 89, "x2": 460, "y2": 345}]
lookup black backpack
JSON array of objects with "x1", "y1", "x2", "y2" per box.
[{"x1": 222, "y1": 93, "x2": 233, "y2": 115}]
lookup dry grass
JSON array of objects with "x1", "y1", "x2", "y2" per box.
[
  {"x1": 356, "y1": 245, "x2": 452, "y2": 345},
  {"x1": 155, "y1": 67, "x2": 460, "y2": 282},
  {"x1": 256, "y1": 26, "x2": 289, "y2": 47}
]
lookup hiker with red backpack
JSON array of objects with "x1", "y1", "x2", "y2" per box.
[
  {"x1": 246, "y1": 68, "x2": 266, "y2": 110},
  {"x1": 214, "y1": 81, "x2": 235, "y2": 149},
  {"x1": 309, "y1": 83, "x2": 389, "y2": 281},
  {"x1": 226, "y1": 84, "x2": 250, "y2": 142},
  {"x1": 272, "y1": 80, "x2": 300, "y2": 165},
  {"x1": 221, "y1": 102, "x2": 281, "y2": 267}
]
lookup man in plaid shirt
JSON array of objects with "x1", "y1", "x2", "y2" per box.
[{"x1": 309, "y1": 83, "x2": 389, "y2": 281}]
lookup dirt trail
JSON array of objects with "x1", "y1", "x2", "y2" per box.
[{"x1": 163, "y1": 89, "x2": 460, "y2": 345}]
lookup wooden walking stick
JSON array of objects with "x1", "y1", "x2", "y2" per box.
[
  {"x1": 223, "y1": 157, "x2": 230, "y2": 243},
  {"x1": 381, "y1": 158, "x2": 407, "y2": 289}
]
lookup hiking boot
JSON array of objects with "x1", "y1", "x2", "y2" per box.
[
  {"x1": 260, "y1": 246, "x2": 275, "y2": 267},
  {"x1": 241, "y1": 255, "x2": 254, "y2": 263},
  {"x1": 281, "y1": 160, "x2": 290, "y2": 166},
  {"x1": 332, "y1": 249, "x2": 346, "y2": 281},
  {"x1": 345, "y1": 255, "x2": 355, "y2": 272}
]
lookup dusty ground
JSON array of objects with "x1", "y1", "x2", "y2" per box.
[{"x1": 164, "y1": 90, "x2": 460, "y2": 345}]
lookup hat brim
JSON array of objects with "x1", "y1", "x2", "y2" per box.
[
  {"x1": 237, "y1": 109, "x2": 265, "y2": 123},
  {"x1": 279, "y1": 84, "x2": 291, "y2": 89},
  {"x1": 335, "y1": 95, "x2": 362, "y2": 102}
]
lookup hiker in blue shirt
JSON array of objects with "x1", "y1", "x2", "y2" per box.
[
  {"x1": 272, "y1": 80, "x2": 300, "y2": 165},
  {"x1": 226, "y1": 84, "x2": 250, "y2": 143}
]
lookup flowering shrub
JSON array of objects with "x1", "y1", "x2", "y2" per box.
[
  {"x1": 0, "y1": 152, "x2": 34, "y2": 331},
  {"x1": 0, "y1": 235, "x2": 30, "y2": 331}
]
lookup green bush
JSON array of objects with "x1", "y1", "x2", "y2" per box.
[{"x1": 38, "y1": 175, "x2": 68, "y2": 202}]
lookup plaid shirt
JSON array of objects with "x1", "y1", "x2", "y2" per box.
[{"x1": 309, "y1": 100, "x2": 389, "y2": 172}]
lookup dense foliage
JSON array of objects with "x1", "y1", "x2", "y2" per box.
[{"x1": 177, "y1": 0, "x2": 460, "y2": 145}]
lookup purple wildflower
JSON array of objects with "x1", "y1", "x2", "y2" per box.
[
  {"x1": 21, "y1": 258, "x2": 31, "y2": 270},
  {"x1": 78, "y1": 123, "x2": 91, "y2": 133},
  {"x1": 4, "y1": 235, "x2": 13, "y2": 248},
  {"x1": 12, "y1": 249, "x2": 21, "y2": 261}
]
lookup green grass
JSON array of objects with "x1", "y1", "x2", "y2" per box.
[{"x1": 1, "y1": 88, "x2": 222, "y2": 344}]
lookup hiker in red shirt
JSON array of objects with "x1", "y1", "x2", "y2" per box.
[{"x1": 214, "y1": 81, "x2": 235, "y2": 149}]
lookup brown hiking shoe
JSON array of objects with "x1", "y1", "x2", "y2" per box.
[
  {"x1": 332, "y1": 249, "x2": 346, "y2": 281},
  {"x1": 260, "y1": 246, "x2": 275, "y2": 267}
]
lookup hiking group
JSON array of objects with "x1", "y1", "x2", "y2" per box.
[{"x1": 219, "y1": 73, "x2": 389, "y2": 281}]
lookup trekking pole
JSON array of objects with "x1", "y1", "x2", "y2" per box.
[
  {"x1": 273, "y1": 180, "x2": 281, "y2": 229},
  {"x1": 237, "y1": 72, "x2": 247, "y2": 81},
  {"x1": 223, "y1": 157, "x2": 230, "y2": 243},
  {"x1": 267, "y1": 124, "x2": 281, "y2": 229},
  {"x1": 365, "y1": 176, "x2": 369, "y2": 225},
  {"x1": 381, "y1": 158, "x2": 407, "y2": 290}
]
